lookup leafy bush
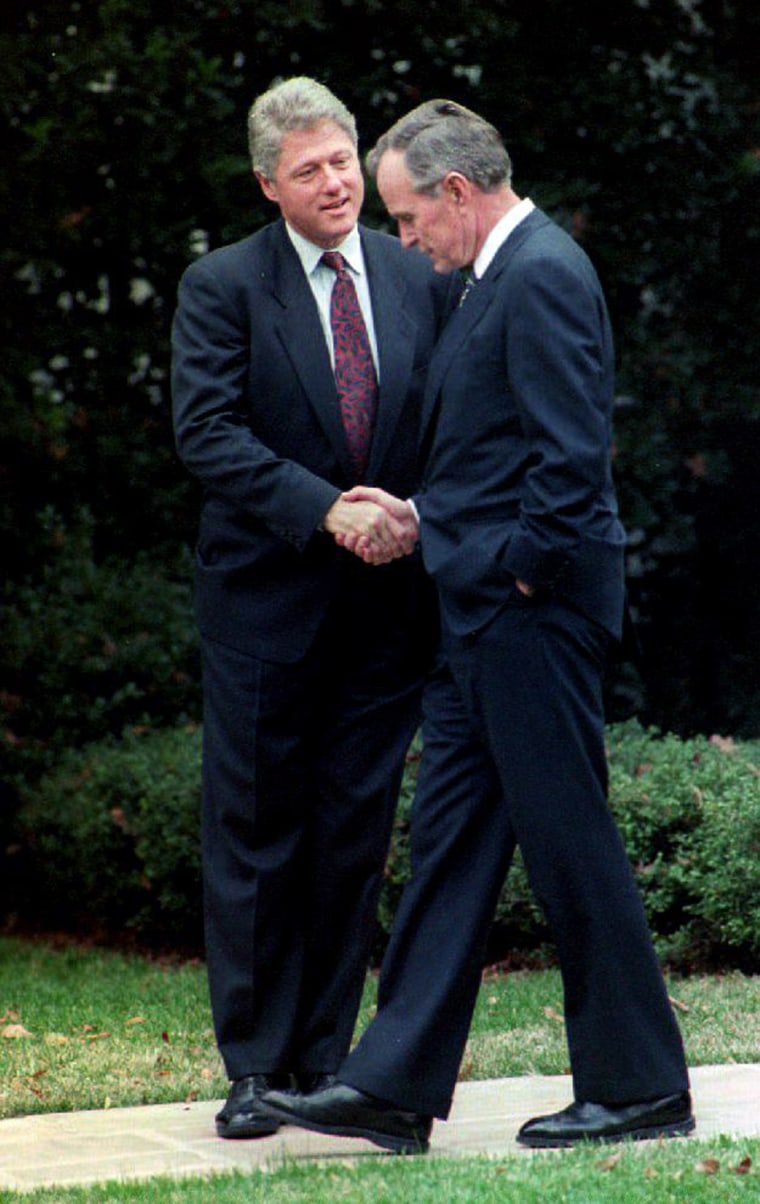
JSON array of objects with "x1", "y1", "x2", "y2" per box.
[
  {"x1": 1, "y1": 514, "x2": 201, "y2": 782},
  {"x1": 13, "y1": 724, "x2": 203, "y2": 949},
  {"x1": 12, "y1": 720, "x2": 760, "y2": 969},
  {"x1": 607, "y1": 722, "x2": 760, "y2": 967},
  {"x1": 377, "y1": 720, "x2": 760, "y2": 969}
]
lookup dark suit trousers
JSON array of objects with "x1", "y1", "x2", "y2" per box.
[
  {"x1": 341, "y1": 593, "x2": 689, "y2": 1117},
  {"x1": 200, "y1": 576, "x2": 426, "y2": 1082}
]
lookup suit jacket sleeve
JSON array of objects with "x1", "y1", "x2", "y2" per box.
[{"x1": 171, "y1": 256, "x2": 340, "y2": 550}]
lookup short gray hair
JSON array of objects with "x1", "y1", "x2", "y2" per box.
[
  {"x1": 247, "y1": 76, "x2": 358, "y2": 178},
  {"x1": 366, "y1": 99, "x2": 511, "y2": 195}
]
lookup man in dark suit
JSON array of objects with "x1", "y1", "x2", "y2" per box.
[
  {"x1": 171, "y1": 78, "x2": 452, "y2": 1139},
  {"x1": 265, "y1": 99, "x2": 693, "y2": 1152}
]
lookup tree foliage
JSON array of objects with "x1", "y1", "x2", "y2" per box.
[{"x1": 1, "y1": 0, "x2": 759, "y2": 798}]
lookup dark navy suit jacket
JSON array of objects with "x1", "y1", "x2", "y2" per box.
[
  {"x1": 172, "y1": 219, "x2": 453, "y2": 663},
  {"x1": 417, "y1": 208, "x2": 626, "y2": 641}
]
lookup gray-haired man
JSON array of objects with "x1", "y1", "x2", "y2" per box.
[{"x1": 265, "y1": 98, "x2": 692, "y2": 1153}]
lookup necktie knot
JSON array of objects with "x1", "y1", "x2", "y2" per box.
[{"x1": 321, "y1": 250, "x2": 347, "y2": 275}]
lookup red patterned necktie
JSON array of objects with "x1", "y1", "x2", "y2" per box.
[{"x1": 321, "y1": 250, "x2": 378, "y2": 480}]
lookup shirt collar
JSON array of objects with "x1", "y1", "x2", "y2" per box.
[
  {"x1": 473, "y1": 197, "x2": 535, "y2": 280},
  {"x1": 285, "y1": 223, "x2": 364, "y2": 277}
]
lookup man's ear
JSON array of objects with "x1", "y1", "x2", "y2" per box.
[
  {"x1": 443, "y1": 171, "x2": 469, "y2": 206},
  {"x1": 255, "y1": 170, "x2": 277, "y2": 203}
]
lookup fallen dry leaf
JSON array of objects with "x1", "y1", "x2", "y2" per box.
[
  {"x1": 596, "y1": 1151, "x2": 622, "y2": 1172},
  {"x1": 668, "y1": 996, "x2": 690, "y2": 1013},
  {"x1": 125, "y1": 1016, "x2": 146, "y2": 1026},
  {"x1": 695, "y1": 1158, "x2": 720, "y2": 1175},
  {"x1": 543, "y1": 1006, "x2": 565, "y2": 1023},
  {"x1": 732, "y1": 1156, "x2": 752, "y2": 1175},
  {"x1": 2, "y1": 1023, "x2": 34, "y2": 1039}
]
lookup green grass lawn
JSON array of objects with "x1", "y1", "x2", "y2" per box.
[
  {"x1": 3, "y1": 1141, "x2": 760, "y2": 1203},
  {"x1": 2, "y1": 936, "x2": 760, "y2": 1202},
  {"x1": 3, "y1": 936, "x2": 760, "y2": 1120}
]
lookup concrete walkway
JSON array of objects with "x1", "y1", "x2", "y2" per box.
[{"x1": 1, "y1": 1064, "x2": 759, "y2": 1193}]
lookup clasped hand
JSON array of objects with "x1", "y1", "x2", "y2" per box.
[{"x1": 323, "y1": 487, "x2": 418, "y2": 565}]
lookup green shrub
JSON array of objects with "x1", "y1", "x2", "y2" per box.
[
  {"x1": 382, "y1": 720, "x2": 760, "y2": 969},
  {"x1": 1, "y1": 516, "x2": 201, "y2": 781},
  {"x1": 13, "y1": 719, "x2": 760, "y2": 969},
  {"x1": 607, "y1": 722, "x2": 760, "y2": 967},
  {"x1": 14, "y1": 724, "x2": 203, "y2": 949},
  {"x1": 606, "y1": 721, "x2": 704, "y2": 946}
]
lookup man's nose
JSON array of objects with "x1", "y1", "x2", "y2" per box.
[{"x1": 321, "y1": 165, "x2": 342, "y2": 190}]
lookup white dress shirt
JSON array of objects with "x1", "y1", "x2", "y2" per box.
[
  {"x1": 286, "y1": 224, "x2": 380, "y2": 378},
  {"x1": 473, "y1": 197, "x2": 535, "y2": 280}
]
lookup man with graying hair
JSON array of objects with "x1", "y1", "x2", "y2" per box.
[
  {"x1": 265, "y1": 98, "x2": 693, "y2": 1153},
  {"x1": 171, "y1": 78, "x2": 454, "y2": 1140}
]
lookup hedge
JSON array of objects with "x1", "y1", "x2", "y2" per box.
[{"x1": 12, "y1": 720, "x2": 760, "y2": 969}]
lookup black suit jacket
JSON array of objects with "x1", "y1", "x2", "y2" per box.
[
  {"x1": 417, "y1": 208, "x2": 626, "y2": 640},
  {"x1": 172, "y1": 220, "x2": 453, "y2": 662}
]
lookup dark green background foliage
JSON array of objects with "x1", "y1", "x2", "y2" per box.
[
  {"x1": 12, "y1": 724, "x2": 205, "y2": 947},
  {"x1": 13, "y1": 720, "x2": 760, "y2": 969},
  {"x1": 1, "y1": 2, "x2": 759, "y2": 933}
]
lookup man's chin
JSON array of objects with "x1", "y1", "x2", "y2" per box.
[
  {"x1": 316, "y1": 216, "x2": 357, "y2": 246},
  {"x1": 420, "y1": 248, "x2": 456, "y2": 273}
]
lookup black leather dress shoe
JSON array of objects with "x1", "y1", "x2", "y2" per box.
[
  {"x1": 517, "y1": 1090, "x2": 694, "y2": 1148},
  {"x1": 296, "y1": 1071, "x2": 337, "y2": 1094},
  {"x1": 215, "y1": 1073, "x2": 287, "y2": 1139},
  {"x1": 262, "y1": 1080, "x2": 433, "y2": 1154}
]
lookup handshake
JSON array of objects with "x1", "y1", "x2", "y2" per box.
[{"x1": 323, "y1": 486, "x2": 418, "y2": 566}]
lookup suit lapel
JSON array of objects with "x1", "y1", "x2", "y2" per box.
[
  {"x1": 267, "y1": 223, "x2": 356, "y2": 478},
  {"x1": 420, "y1": 209, "x2": 549, "y2": 442},
  {"x1": 361, "y1": 230, "x2": 416, "y2": 478},
  {"x1": 420, "y1": 273, "x2": 497, "y2": 439}
]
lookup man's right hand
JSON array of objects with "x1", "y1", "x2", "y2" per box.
[{"x1": 323, "y1": 494, "x2": 417, "y2": 565}]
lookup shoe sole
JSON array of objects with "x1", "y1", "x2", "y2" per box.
[
  {"x1": 518, "y1": 1116, "x2": 696, "y2": 1149},
  {"x1": 216, "y1": 1120, "x2": 281, "y2": 1140},
  {"x1": 264, "y1": 1105, "x2": 428, "y2": 1155}
]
